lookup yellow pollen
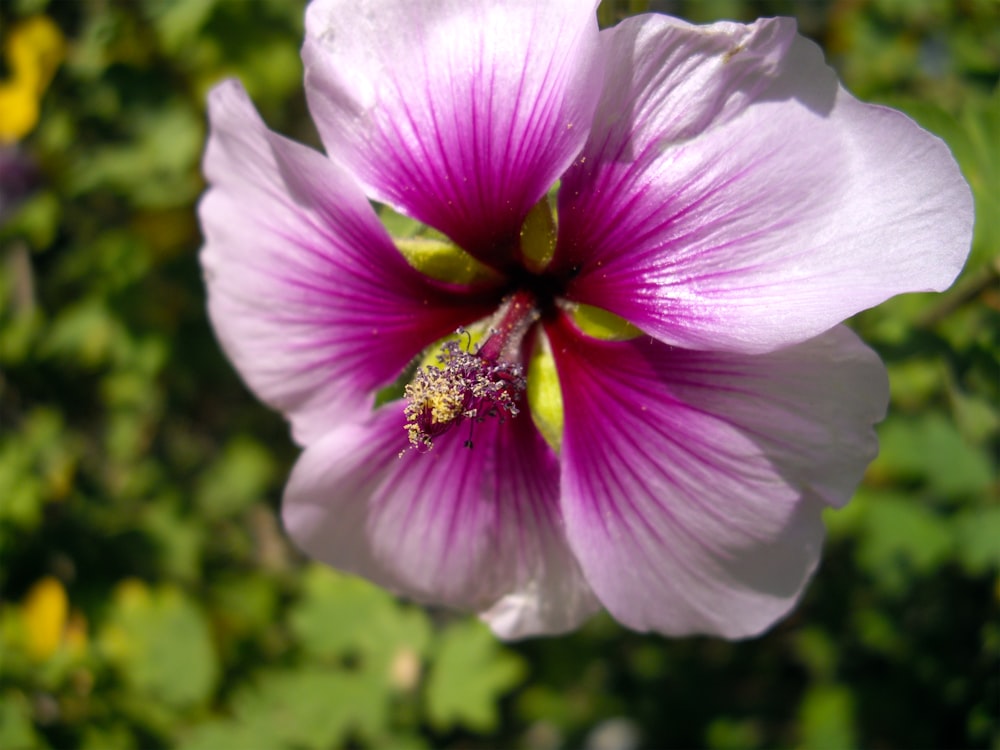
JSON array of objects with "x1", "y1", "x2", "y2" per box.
[
  {"x1": 406, "y1": 375, "x2": 465, "y2": 425},
  {"x1": 402, "y1": 338, "x2": 525, "y2": 451}
]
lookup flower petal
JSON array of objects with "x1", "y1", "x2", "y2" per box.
[
  {"x1": 556, "y1": 15, "x2": 973, "y2": 353},
  {"x1": 547, "y1": 315, "x2": 888, "y2": 637},
  {"x1": 282, "y1": 402, "x2": 598, "y2": 638},
  {"x1": 200, "y1": 80, "x2": 490, "y2": 445},
  {"x1": 303, "y1": 0, "x2": 603, "y2": 267}
]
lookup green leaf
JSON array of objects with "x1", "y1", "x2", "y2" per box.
[
  {"x1": 240, "y1": 669, "x2": 385, "y2": 748},
  {"x1": 41, "y1": 298, "x2": 120, "y2": 367},
  {"x1": 291, "y1": 565, "x2": 430, "y2": 660},
  {"x1": 949, "y1": 386, "x2": 1000, "y2": 444},
  {"x1": 853, "y1": 493, "x2": 954, "y2": 594},
  {"x1": 793, "y1": 628, "x2": 838, "y2": 681},
  {"x1": 68, "y1": 104, "x2": 204, "y2": 208},
  {"x1": 873, "y1": 413, "x2": 994, "y2": 497},
  {"x1": 953, "y1": 505, "x2": 1000, "y2": 574},
  {"x1": 141, "y1": 0, "x2": 218, "y2": 54},
  {"x1": 0, "y1": 408, "x2": 76, "y2": 555},
  {"x1": 0, "y1": 690, "x2": 46, "y2": 750},
  {"x1": 0, "y1": 191, "x2": 61, "y2": 250},
  {"x1": 139, "y1": 499, "x2": 204, "y2": 582},
  {"x1": 885, "y1": 358, "x2": 942, "y2": 409},
  {"x1": 99, "y1": 581, "x2": 218, "y2": 709},
  {"x1": 425, "y1": 619, "x2": 526, "y2": 732},
  {"x1": 79, "y1": 724, "x2": 136, "y2": 750},
  {"x1": 195, "y1": 436, "x2": 276, "y2": 520},
  {"x1": 850, "y1": 608, "x2": 906, "y2": 659},
  {"x1": 209, "y1": 575, "x2": 278, "y2": 641},
  {"x1": 706, "y1": 717, "x2": 763, "y2": 750},
  {"x1": 289, "y1": 566, "x2": 431, "y2": 689},
  {"x1": 798, "y1": 684, "x2": 857, "y2": 750},
  {"x1": 178, "y1": 668, "x2": 387, "y2": 750}
]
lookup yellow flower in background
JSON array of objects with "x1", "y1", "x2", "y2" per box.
[
  {"x1": 21, "y1": 576, "x2": 69, "y2": 660},
  {"x1": 0, "y1": 15, "x2": 66, "y2": 143}
]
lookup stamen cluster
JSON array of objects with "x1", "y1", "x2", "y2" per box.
[{"x1": 403, "y1": 339, "x2": 526, "y2": 451}]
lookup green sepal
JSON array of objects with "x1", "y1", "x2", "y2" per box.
[
  {"x1": 571, "y1": 303, "x2": 643, "y2": 340},
  {"x1": 395, "y1": 237, "x2": 499, "y2": 286},
  {"x1": 526, "y1": 331, "x2": 564, "y2": 453},
  {"x1": 518, "y1": 198, "x2": 557, "y2": 273}
]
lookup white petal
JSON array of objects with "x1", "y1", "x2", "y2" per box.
[
  {"x1": 282, "y1": 403, "x2": 597, "y2": 635},
  {"x1": 303, "y1": 0, "x2": 603, "y2": 267},
  {"x1": 556, "y1": 16, "x2": 972, "y2": 353},
  {"x1": 548, "y1": 316, "x2": 887, "y2": 637},
  {"x1": 200, "y1": 80, "x2": 486, "y2": 444}
]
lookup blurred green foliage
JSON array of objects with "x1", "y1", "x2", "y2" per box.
[{"x1": 1, "y1": 0, "x2": 997, "y2": 748}]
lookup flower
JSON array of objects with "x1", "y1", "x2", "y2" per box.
[
  {"x1": 199, "y1": 0, "x2": 972, "y2": 639},
  {"x1": 0, "y1": 15, "x2": 66, "y2": 145},
  {"x1": 0, "y1": 144, "x2": 40, "y2": 225},
  {"x1": 0, "y1": 15, "x2": 63, "y2": 226}
]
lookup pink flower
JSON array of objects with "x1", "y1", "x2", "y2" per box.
[{"x1": 199, "y1": 1, "x2": 972, "y2": 639}]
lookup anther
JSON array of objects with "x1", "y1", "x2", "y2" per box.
[{"x1": 403, "y1": 340, "x2": 525, "y2": 451}]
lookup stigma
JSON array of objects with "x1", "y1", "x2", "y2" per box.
[{"x1": 403, "y1": 339, "x2": 526, "y2": 451}]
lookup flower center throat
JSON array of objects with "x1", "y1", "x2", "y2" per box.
[{"x1": 403, "y1": 289, "x2": 540, "y2": 451}]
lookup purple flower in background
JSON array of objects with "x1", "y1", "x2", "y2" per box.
[
  {"x1": 0, "y1": 145, "x2": 40, "y2": 226},
  {"x1": 199, "y1": 0, "x2": 972, "y2": 638}
]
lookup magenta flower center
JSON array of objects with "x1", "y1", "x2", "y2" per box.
[{"x1": 403, "y1": 235, "x2": 568, "y2": 450}]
